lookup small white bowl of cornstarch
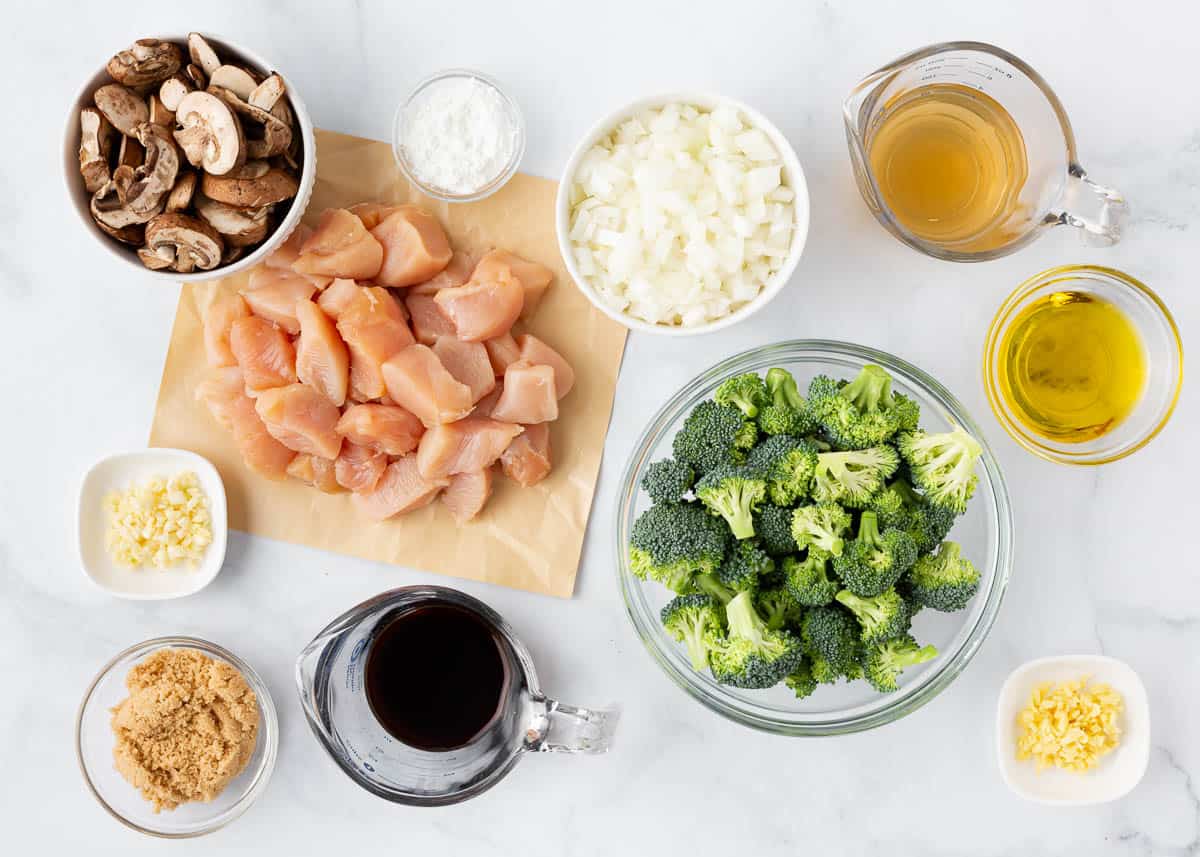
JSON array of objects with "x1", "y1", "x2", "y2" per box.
[{"x1": 392, "y1": 69, "x2": 526, "y2": 202}]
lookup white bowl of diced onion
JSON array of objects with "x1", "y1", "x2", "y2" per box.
[{"x1": 557, "y1": 93, "x2": 809, "y2": 336}]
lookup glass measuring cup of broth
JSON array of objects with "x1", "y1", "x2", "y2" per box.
[
  {"x1": 843, "y1": 41, "x2": 1127, "y2": 261},
  {"x1": 296, "y1": 586, "x2": 618, "y2": 806}
]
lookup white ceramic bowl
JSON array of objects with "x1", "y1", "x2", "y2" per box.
[
  {"x1": 556, "y1": 92, "x2": 810, "y2": 337},
  {"x1": 78, "y1": 448, "x2": 228, "y2": 600},
  {"x1": 62, "y1": 33, "x2": 316, "y2": 282},
  {"x1": 996, "y1": 654, "x2": 1150, "y2": 805}
]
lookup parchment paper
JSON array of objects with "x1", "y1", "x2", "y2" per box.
[{"x1": 149, "y1": 129, "x2": 627, "y2": 598}]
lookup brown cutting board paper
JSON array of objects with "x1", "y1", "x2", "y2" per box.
[{"x1": 149, "y1": 129, "x2": 627, "y2": 598}]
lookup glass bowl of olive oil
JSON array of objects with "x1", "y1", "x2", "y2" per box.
[{"x1": 984, "y1": 265, "x2": 1182, "y2": 465}]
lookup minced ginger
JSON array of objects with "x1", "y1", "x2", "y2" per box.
[{"x1": 110, "y1": 648, "x2": 259, "y2": 812}]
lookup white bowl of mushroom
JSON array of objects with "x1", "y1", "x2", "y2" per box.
[{"x1": 63, "y1": 33, "x2": 316, "y2": 280}]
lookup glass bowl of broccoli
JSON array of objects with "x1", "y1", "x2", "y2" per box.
[{"x1": 616, "y1": 340, "x2": 1014, "y2": 735}]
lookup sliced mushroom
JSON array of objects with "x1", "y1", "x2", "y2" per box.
[
  {"x1": 201, "y1": 164, "x2": 298, "y2": 207},
  {"x1": 159, "y1": 74, "x2": 193, "y2": 111},
  {"x1": 138, "y1": 212, "x2": 224, "y2": 273},
  {"x1": 209, "y1": 85, "x2": 291, "y2": 159},
  {"x1": 173, "y1": 90, "x2": 245, "y2": 175},
  {"x1": 187, "y1": 33, "x2": 222, "y2": 77},
  {"x1": 248, "y1": 73, "x2": 285, "y2": 111},
  {"x1": 166, "y1": 171, "x2": 198, "y2": 212},
  {"x1": 116, "y1": 135, "x2": 143, "y2": 169},
  {"x1": 78, "y1": 107, "x2": 115, "y2": 192},
  {"x1": 194, "y1": 192, "x2": 272, "y2": 246},
  {"x1": 122, "y1": 123, "x2": 181, "y2": 219},
  {"x1": 148, "y1": 94, "x2": 174, "y2": 127},
  {"x1": 90, "y1": 183, "x2": 146, "y2": 244},
  {"x1": 185, "y1": 63, "x2": 208, "y2": 90},
  {"x1": 106, "y1": 39, "x2": 182, "y2": 90},
  {"x1": 270, "y1": 98, "x2": 302, "y2": 169},
  {"x1": 112, "y1": 164, "x2": 137, "y2": 205},
  {"x1": 208, "y1": 64, "x2": 259, "y2": 99},
  {"x1": 94, "y1": 83, "x2": 149, "y2": 135}
]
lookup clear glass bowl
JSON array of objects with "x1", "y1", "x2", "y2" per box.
[
  {"x1": 391, "y1": 68, "x2": 526, "y2": 203},
  {"x1": 615, "y1": 340, "x2": 1014, "y2": 735},
  {"x1": 75, "y1": 636, "x2": 279, "y2": 837},
  {"x1": 983, "y1": 265, "x2": 1183, "y2": 465}
]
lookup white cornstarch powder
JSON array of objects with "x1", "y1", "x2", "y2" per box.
[{"x1": 400, "y1": 77, "x2": 518, "y2": 195}]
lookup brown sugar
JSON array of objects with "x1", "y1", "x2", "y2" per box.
[{"x1": 110, "y1": 647, "x2": 259, "y2": 812}]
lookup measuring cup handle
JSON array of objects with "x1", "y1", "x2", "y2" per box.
[
  {"x1": 1051, "y1": 163, "x2": 1128, "y2": 247},
  {"x1": 524, "y1": 696, "x2": 620, "y2": 754}
]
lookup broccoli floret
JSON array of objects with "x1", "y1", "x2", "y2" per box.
[
  {"x1": 661, "y1": 593, "x2": 725, "y2": 672},
  {"x1": 811, "y1": 446, "x2": 900, "y2": 507},
  {"x1": 807, "y1": 365, "x2": 910, "y2": 449},
  {"x1": 758, "y1": 368, "x2": 817, "y2": 436},
  {"x1": 782, "y1": 551, "x2": 838, "y2": 606},
  {"x1": 629, "y1": 502, "x2": 730, "y2": 593},
  {"x1": 868, "y1": 479, "x2": 958, "y2": 552},
  {"x1": 695, "y1": 464, "x2": 767, "y2": 540},
  {"x1": 718, "y1": 539, "x2": 773, "y2": 593},
  {"x1": 833, "y1": 510, "x2": 919, "y2": 597},
  {"x1": 715, "y1": 372, "x2": 769, "y2": 419},
  {"x1": 835, "y1": 588, "x2": 911, "y2": 645},
  {"x1": 709, "y1": 591, "x2": 804, "y2": 689},
  {"x1": 800, "y1": 605, "x2": 859, "y2": 676},
  {"x1": 790, "y1": 502, "x2": 852, "y2": 557},
  {"x1": 673, "y1": 400, "x2": 755, "y2": 476},
  {"x1": 905, "y1": 541, "x2": 981, "y2": 611},
  {"x1": 862, "y1": 635, "x2": 938, "y2": 693},
  {"x1": 784, "y1": 658, "x2": 818, "y2": 699},
  {"x1": 897, "y1": 424, "x2": 983, "y2": 514},
  {"x1": 756, "y1": 585, "x2": 803, "y2": 631},
  {"x1": 747, "y1": 434, "x2": 820, "y2": 506},
  {"x1": 892, "y1": 392, "x2": 921, "y2": 432},
  {"x1": 753, "y1": 504, "x2": 799, "y2": 556},
  {"x1": 640, "y1": 458, "x2": 695, "y2": 505}
]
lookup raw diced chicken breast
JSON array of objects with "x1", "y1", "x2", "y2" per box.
[
  {"x1": 204, "y1": 292, "x2": 250, "y2": 368},
  {"x1": 196, "y1": 368, "x2": 295, "y2": 480},
  {"x1": 335, "y1": 441, "x2": 387, "y2": 493},
  {"x1": 241, "y1": 266, "x2": 317, "y2": 334},
  {"x1": 516, "y1": 334, "x2": 575, "y2": 398},
  {"x1": 336, "y1": 286, "x2": 414, "y2": 402},
  {"x1": 230, "y1": 316, "x2": 297, "y2": 395},
  {"x1": 371, "y1": 206, "x2": 453, "y2": 288},
  {"x1": 353, "y1": 455, "x2": 448, "y2": 520},
  {"x1": 292, "y1": 208, "x2": 383, "y2": 280},
  {"x1": 381, "y1": 345, "x2": 474, "y2": 427},
  {"x1": 501, "y1": 422, "x2": 552, "y2": 487},
  {"x1": 347, "y1": 202, "x2": 396, "y2": 230},
  {"x1": 416, "y1": 417, "x2": 524, "y2": 481},
  {"x1": 405, "y1": 293, "x2": 457, "y2": 344},
  {"x1": 484, "y1": 333, "x2": 520, "y2": 377},
  {"x1": 295, "y1": 299, "x2": 350, "y2": 407},
  {"x1": 489, "y1": 361, "x2": 558, "y2": 424},
  {"x1": 410, "y1": 250, "x2": 476, "y2": 295},
  {"x1": 434, "y1": 264, "x2": 524, "y2": 341},
  {"x1": 255, "y1": 383, "x2": 344, "y2": 460},
  {"x1": 265, "y1": 224, "x2": 331, "y2": 289},
  {"x1": 316, "y1": 278, "x2": 361, "y2": 320},
  {"x1": 440, "y1": 468, "x2": 494, "y2": 524},
  {"x1": 287, "y1": 454, "x2": 344, "y2": 493},
  {"x1": 335, "y1": 404, "x2": 424, "y2": 456},
  {"x1": 470, "y1": 249, "x2": 554, "y2": 319},
  {"x1": 432, "y1": 337, "x2": 495, "y2": 403},
  {"x1": 471, "y1": 384, "x2": 502, "y2": 418}
]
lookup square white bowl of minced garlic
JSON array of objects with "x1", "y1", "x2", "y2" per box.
[{"x1": 996, "y1": 654, "x2": 1150, "y2": 805}]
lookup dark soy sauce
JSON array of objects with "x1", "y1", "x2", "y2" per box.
[{"x1": 365, "y1": 603, "x2": 508, "y2": 751}]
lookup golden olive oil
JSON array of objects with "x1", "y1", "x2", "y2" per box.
[
  {"x1": 998, "y1": 292, "x2": 1146, "y2": 443},
  {"x1": 867, "y1": 83, "x2": 1029, "y2": 251}
]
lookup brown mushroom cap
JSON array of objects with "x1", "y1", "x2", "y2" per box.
[
  {"x1": 78, "y1": 107, "x2": 115, "y2": 193},
  {"x1": 138, "y1": 212, "x2": 224, "y2": 273},
  {"x1": 173, "y1": 90, "x2": 245, "y2": 175},
  {"x1": 209, "y1": 85, "x2": 292, "y2": 160},
  {"x1": 106, "y1": 39, "x2": 182, "y2": 89},
  {"x1": 166, "y1": 171, "x2": 198, "y2": 212},
  {"x1": 193, "y1": 193, "x2": 272, "y2": 247},
  {"x1": 187, "y1": 33, "x2": 222, "y2": 77},
  {"x1": 94, "y1": 83, "x2": 149, "y2": 135},
  {"x1": 200, "y1": 163, "x2": 298, "y2": 207}
]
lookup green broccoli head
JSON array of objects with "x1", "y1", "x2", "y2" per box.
[
  {"x1": 661, "y1": 593, "x2": 725, "y2": 672},
  {"x1": 868, "y1": 479, "x2": 958, "y2": 553},
  {"x1": 715, "y1": 372, "x2": 770, "y2": 418},
  {"x1": 709, "y1": 592, "x2": 804, "y2": 689},
  {"x1": 835, "y1": 588, "x2": 912, "y2": 646},
  {"x1": 755, "y1": 585, "x2": 803, "y2": 631},
  {"x1": 629, "y1": 501, "x2": 730, "y2": 593},
  {"x1": 800, "y1": 605, "x2": 859, "y2": 675},
  {"x1": 832, "y1": 510, "x2": 919, "y2": 597},
  {"x1": 790, "y1": 502, "x2": 852, "y2": 557},
  {"x1": 640, "y1": 458, "x2": 695, "y2": 505},
  {"x1": 862, "y1": 635, "x2": 938, "y2": 693},
  {"x1": 757, "y1": 368, "x2": 817, "y2": 436},
  {"x1": 753, "y1": 504, "x2": 799, "y2": 556},
  {"x1": 784, "y1": 658, "x2": 818, "y2": 699},
  {"x1": 695, "y1": 464, "x2": 767, "y2": 540},
  {"x1": 672, "y1": 400, "x2": 755, "y2": 476},
  {"x1": 782, "y1": 550, "x2": 838, "y2": 606},
  {"x1": 904, "y1": 541, "x2": 981, "y2": 611},
  {"x1": 811, "y1": 446, "x2": 900, "y2": 507},
  {"x1": 747, "y1": 434, "x2": 820, "y2": 506},
  {"x1": 808, "y1": 365, "x2": 912, "y2": 449},
  {"x1": 718, "y1": 539, "x2": 774, "y2": 593},
  {"x1": 897, "y1": 424, "x2": 983, "y2": 514}
]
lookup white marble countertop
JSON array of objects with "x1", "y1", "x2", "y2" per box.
[{"x1": 3, "y1": 1, "x2": 1197, "y2": 853}]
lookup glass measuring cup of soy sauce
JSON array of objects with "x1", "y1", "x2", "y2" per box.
[
  {"x1": 296, "y1": 586, "x2": 619, "y2": 806},
  {"x1": 843, "y1": 41, "x2": 1127, "y2": 261}
]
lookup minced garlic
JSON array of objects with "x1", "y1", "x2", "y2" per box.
[
  {"x1": 1016, "y1": 676, "x2": 1123, "y2": 773},
  {"x1": 104, "y1": 471, "x2": 212, "y2": 570}
]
